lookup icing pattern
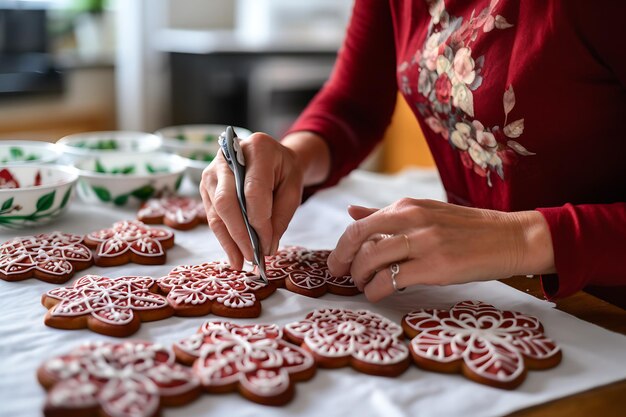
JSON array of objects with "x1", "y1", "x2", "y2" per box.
[
  {"x1": 159, "y1": 262, "x2": 269, "y2": 311},
  {"x1": 0, "y1": 232, "x2": 92, "y2": 280},
  {"x1": 175, "y1": 321, "x2": 314, "y2": 399},
  {"x1": 285, "y1": 309, "x2": 409, "y2": 365},
  {"x1": 137, "y1": 196, "x2": 205, "y2": 228},
  {"x1": 86, "y1": 220, "x2": 173, "y2": 259},
  {"x1": 46, "y1": 274, "x2": 169, "y2": 326},
  {"x1": 266, "y1": 246, "x2": 357, "y2": 292},
  {"x1": 41, "y1": 341, "x2": 198, "y2": 417},
  {"x1": 403, "y1": 301, "x2": 561, "y2": 383}
]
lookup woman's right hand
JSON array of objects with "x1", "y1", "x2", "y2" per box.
[{"x1": 199, "y1": 132, "x2": 306, "y2": 270}]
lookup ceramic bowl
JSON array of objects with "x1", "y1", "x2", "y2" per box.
[
  {"x1": 0, "y1": 140, "x2": 62, "y2": 165},
  {"x1": 155, "y1": 124, "x2": 253, "y2": 184},
  {"x1": 74, "y1": 152, "x2": 187, "y2": 207},
  {"x1": 0, "y1": 165, "x2": 78, "y2": 229},
  {"x1": 56, "y1": 131, "x2": 162, "y2": 161}
]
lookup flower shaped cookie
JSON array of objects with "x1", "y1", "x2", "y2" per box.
[
  {"x1": 38, "y1": 341, "x2": 200, "y2": 417},
  {"x1": 402, "y1": 300, "x2": 562, "y2": 389},
  {"x1": 266, "y1": 246, "x2": 360, "y2": 297},
  {"x1": 284, "y1": 308, "x2": 410, "y2": 376},
  {"x1": 42, "y1": 274, "x2": 173, "y2": 337},
  {"x1": 137, "y1": 196, "x2": 206, "y2": 230},
  {"x1": 175, "y1": 321, "x2": 315, "y2": 405},
  {"x1": 0, "y1": 232, "x2": 92, "y2": 283},
  {"x1": 158, "y1": 262, "x2": 275, "y2": 318},
  {"x1": 84, "y1": 220, "x2": 174, "y2": 266}
]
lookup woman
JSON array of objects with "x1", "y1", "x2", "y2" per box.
[{"x1": 200, "y1": 0, "x2": 626, "y2": 302}]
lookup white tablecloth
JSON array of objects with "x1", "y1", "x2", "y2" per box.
[{"x1": 1, "y1": 168, "x2": 626, "y2": 417}]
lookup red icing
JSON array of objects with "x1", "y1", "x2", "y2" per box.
[
  {"x1": 266, "y1": 246, "x2": 357, "y2": 294},
  {"x1": 45, "y1": 274, "x2": 170, "y2": 327},
  {"x1": 0, "y1": 232, "x2": 92, "y2": 281},
  {"x1": 86, "y1": 220, "x2": 173, "y2": 260},
  {"x1": 175, "y1": 321, "x2": 314, "y2": 401},
  {"x1": 159, "y1": 262, "x2": 270, "y2": 313},
  {"x1": 403, "y1": 301, "x2": 561, "y2": 385},
  {"x1": 137, "y1": 197, "x2": 205, "y2": 228},
  {"x1": 41, "y1": 341, "x2": 198, "y2": 417}
]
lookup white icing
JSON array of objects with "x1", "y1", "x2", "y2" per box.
[
  {"x1": 43, "y1": 341, "x2": 198, "y2": 417},
  {"x1": 89, "y1": 221, "x2": 172, "y2": 260},
  {"x1": 266, "y1": 247, "x2": 356, "y2": 293},
  {"x1": 175, "y1": 321, "x2": 314, "y2": 398},
  {"x1": 284, "y1": 309, "x2": 409, "y2": 365},
  {"x1": 46, "y1": 274, "x2": 169, "y2": 326},
  {"x1": 403, "y1": 301, "x2": 561, "y2": 383},
  {"x1": 0, "y1": 232, "x2": 91, "y2": 278},
  {"x1": 137, "y1": 197, "x2": 204, "y2": 227},
  {"x1": 159, "y1": 262, "x2": 267, "y2": 311}
]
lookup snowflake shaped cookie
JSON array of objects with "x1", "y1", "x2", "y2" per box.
[
  {"x1": 402, "y1": 300, "x2": 562, "y2": 389},
  {"x1": 42, "y1": 274, "x2": 174, "y2": 337},
  {"x1": 266, "y1": 246, "x2": 360, "y2": 297},
  {"x1": 84, "y1": 220, "x2": 174, "y2": 266},
  {"x1": 0, "y1": 232, "x2": 92, "y2": 283},
  {"x1": 137, "y1": 196, "x2": 206, "y2": 230},
  {"x1": 158, "y1": 262, "x2": 275, "y2": 318},
  {"x1": 175, "y1": 321, "x2": 315, "y2": 405},
  {"x1": 284, "y1": 308, "x2": 410, "y2": 376},
  {"x1": 38, "y1": 341, "x2": 200, "y2": 417}
]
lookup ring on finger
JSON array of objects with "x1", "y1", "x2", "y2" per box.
[
  {"x1": 401, "y1": 233, "x2": 410, "y2": 259},
  {"x1": 390, "y1": 263, "x2": 405, "y2": 292}
]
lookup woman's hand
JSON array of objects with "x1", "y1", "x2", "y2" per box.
[
  {"x1": 327, "y1": 199, "x2": 555, "y2": 302},
  {"x1": 199, "y1": 132, "x2": 304, "y2": 269}
]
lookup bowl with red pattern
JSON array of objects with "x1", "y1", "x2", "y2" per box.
[{"x1": 0, "y1": 165, "x2": 78, "y2": 229}]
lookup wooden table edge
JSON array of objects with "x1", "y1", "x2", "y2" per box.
[{"x1": 502, "y1": 276, "x2": 626, "y2": 417}]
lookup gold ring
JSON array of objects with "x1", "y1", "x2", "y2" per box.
[
  {"x1": 390, "y1": 263, "x2": 405, "y2": 292},
  {"x1": 401, "y1": 234, "x2": 410, "y2": 259}
]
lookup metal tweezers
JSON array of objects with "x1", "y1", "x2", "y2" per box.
[{"x1": 218, "y1": 126, "x2": 268, "y2": 283}]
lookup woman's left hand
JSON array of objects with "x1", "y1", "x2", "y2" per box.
[{"x1": 327, "y1": 198, "x2": 555, "y2": 302}]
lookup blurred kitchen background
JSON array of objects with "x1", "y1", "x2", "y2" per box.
[{"x1": 0, "y1": 0, "x2": 433, "y2": 172}]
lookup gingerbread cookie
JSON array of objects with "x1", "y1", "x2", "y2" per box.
[
  {"x1": 402, "y1": 300, "x2": 562, "y2": 389},
  {"x1": 42, "y1": 274, "x2": 174, "y2": 337},
  {"x1": 84, "y1": 220, "x2": 174, "y2": 266},
  {"x1": 38, "y1": 341, "x2": 200, "y2": 417},
  {"x1": 137, "y1": 196, "x2": 206, "y2": 230},
  {"x1": 175, "y1": 321, "x2": 315, "y2": 406},
  {"x1": 158, "y1": 262, "x2": 275, "y2": 318},
  {"x1": 284, "y1": 308, "x2": 410, "y2": 377},
  {"x1": 266, "y1": 246, "x2": 360, "y2": 297},
  {"x1": 0, "y1": 232, "x2": 92, "y2": 283}
]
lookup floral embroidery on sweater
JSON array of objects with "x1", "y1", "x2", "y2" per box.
[{"x1": 399, "y1": 0, "x2": 535, "y2": 186}]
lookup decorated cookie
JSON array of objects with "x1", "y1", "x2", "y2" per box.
[
  {"x1": 158, "y1": 262, "x2": 275, "y2": 318},
  {"x1": 284, "y1": 308, "x2": 410, "y2": 377},
  {"x1": 42, "y1": 274, "x2": 174, "y2": 337},
  {"x1": 266, "y1": 246, "x2": 360, "y2": 297},
  {"x1": 137, "y1": 196, "x2": 206, "y2": 230},
  {"x1": 0, "y1": 232, "x2": 92, "y2": 283},
  {"x1": 84, "y1": 220, "x2": 174, "y2": 266},
  {"x1": 402, "y1": 300, "x2": 562, "y2": 389},
  {"x1": 38, "y1": 341, "x2": 200, "y2": 417},
  {"x1": 175, "y1": 321, "x2": 315, "y2": 406}
]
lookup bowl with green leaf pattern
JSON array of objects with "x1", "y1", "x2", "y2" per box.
[
  {"x1": 0, "y1": 140, "x2": 62, "y2": 165},
  {"x1": 0, "y1": 165, "x2": 78, "y2": 229},
  {"x1": 56, "y1": 131, "x2": 162, "y2": 161},
  {"x1": 74, "y1": 152, "x2": 186, "y2": 207},
  {"x1": 154, "y1": 124, "x2": 252, "y2": 184}
]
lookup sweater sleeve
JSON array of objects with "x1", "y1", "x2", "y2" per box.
[
  {"x1": 536, "y1": 2, "x2": 626, "y2": 299},
  {"x1": 536, "y1": 204, "x2": 626, "y2": 299},
  {"x1": 284, "y1": 0, "x2": 398, "y2": 197}
]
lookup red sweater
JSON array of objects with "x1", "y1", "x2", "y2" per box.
[{"x1": 287, "y1": 0, "x2": 626, "y2": 299}]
